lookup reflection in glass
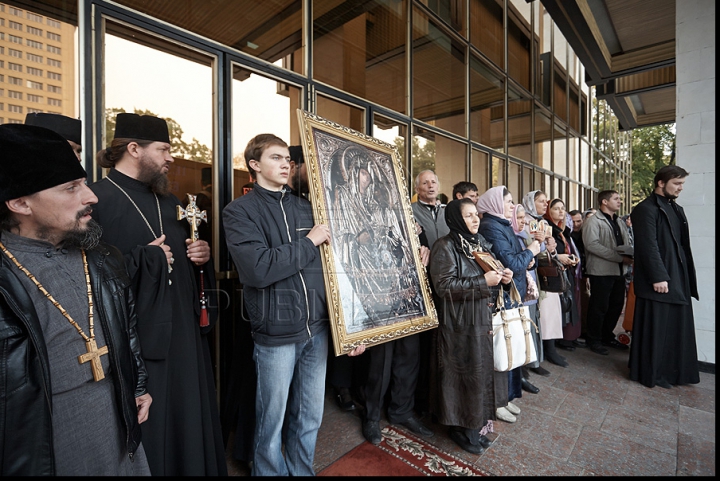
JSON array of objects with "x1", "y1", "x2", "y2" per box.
[
  {"x1": 534, "y1": 106, "x2": 551, "y2": 169},
  {"x1": 568, "y1": 133, "x2": 578, "y2": 180},
  {"x1": 231, "y1": 65, "x2": 302, "y2": 199},
  {"x1": 508, "y1": 0, "x2": 532, "y2": 91},
  {"x1": 470, "y1": 0, "x2": 504, "y2": 69},
  {"x1": 411, "y1": 126, "x2": 465, "y2": 201},
  {"x1": 554, "y1": 122, "x2": 567, "y2": 177},
  {"x1": 471, "y1": 148, "x2": 489, "y2": 192},
  {"x1": 508, "y1": 161, "x2": 520, "y2": 199},
  {"x1": 412, "y1": 7, "x2": 466, "y2": 137},
  {"x1": 424, "y1": 0, "x2": 466, "y2": 37},
  {"x1": 316, "y1": 94, "x2": 365, "y2": 133},
  {"x1": 314, "y1": 0, "x2": 407, "y2": 114},
  {"x1": 536, "y1": 2, "x2": 552, "y2": 107},
  {"x1": 0, "y1": 2, "x2": 77, "y2": 123},
  {"x1": 103, "y1": 29, "x2": 214, "y2": 241},
  {"x1": 470, "y1": 55, "x2": 504, "y2": 149},
  {"x1": 522, "y1": 165, "x2": 533, "y2": 195},
  {"x1": 491, "y1": 156, "x2": 505, "y2": 187},
  {"x1": 114, "y1": 0, "x2": 304, "y2": 75},
  {"x1": 507, "y1": 84, "x2": 532, "y2": 162},
  {"x1": 373, "y1": 113, "x2": 407, "y2": 180}
]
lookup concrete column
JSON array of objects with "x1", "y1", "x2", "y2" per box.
[{"x1": 676, "y1": 0, "x2": 715, "y2": 366}]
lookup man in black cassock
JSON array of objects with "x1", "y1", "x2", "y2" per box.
[
  {"x1": 89, "y1": 113, "x2": 227, "y2": 475},
  {"x1": 628, "y1": 165, "x2": 700, "y2": 389}
]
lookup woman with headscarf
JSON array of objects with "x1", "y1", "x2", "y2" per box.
[
  {"x1": 521, "y1": 190, "x2": 568, "y2": 368},
  {"x1": 510, "y1": 203, "x2": 543, "y2": 394},
  {"x1": 476, "y1": 186, "x2": 541, "y2": 420},
  {"x1": 429, "y1": 198, "x2": 513, "y2": 453},
  {"x1": 543, "y1": 198, "x2": 582, "y2": 351}
]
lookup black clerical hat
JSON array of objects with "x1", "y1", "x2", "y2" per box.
[
  {"x1": 24, "y1": 112, "x2": 82, "y2": 145},
  {"x1": 288, "y1": 145, "x2": 305, "y2": 164},
  {"x1": 114, "y1": 113, "x2": 170, "y2": 143},
  {"x1": 0, "y1": 124, "x2": 87, "y2": 202}
]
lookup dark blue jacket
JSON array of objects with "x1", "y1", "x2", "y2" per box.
[
  {"x1": 223, "y1": 184, "x2": 329, "y2": 346},
  {"x1": 478, "y1": 214, "x2": 535, "y2": 298}
]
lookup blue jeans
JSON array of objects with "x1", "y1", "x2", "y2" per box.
[{"x1": 251, "y1": 328, "x2": 328, "y2": 476}]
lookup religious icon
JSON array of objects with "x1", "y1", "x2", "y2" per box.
[
  {"x1": 297, "y1": 110, "x2": 438, "y2": 356},
  {"x1": 472, "y1": 251, "x2": 504, "y2": 274}
]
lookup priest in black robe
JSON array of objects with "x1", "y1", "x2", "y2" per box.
[
  {"x1": 89, "y1": 113, "x2": 227, "y2": 475},
  {"x1": 628, "y1": 165, "x2": 700, "y2": 389}
]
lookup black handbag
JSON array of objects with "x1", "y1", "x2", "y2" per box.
[{"x1": 536, "y1": 255, "x2": 571, "y2": 293}]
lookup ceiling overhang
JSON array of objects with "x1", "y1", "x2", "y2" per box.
[{"x1": 540, "y1": 0, "x2": 676, "y2": 131}]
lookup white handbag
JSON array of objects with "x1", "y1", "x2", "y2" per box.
[{"x1": 492, "y1": 280, "x2": 538, "y2": 372}]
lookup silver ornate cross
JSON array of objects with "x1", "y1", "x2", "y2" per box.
[{"x1": 177, "y1": 193, "x2": 208, "y2": 242}]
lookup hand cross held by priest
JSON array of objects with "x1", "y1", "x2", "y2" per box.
[
  {"x1": 0, "y1": 123, "x2": 152, "y2": 475},
  {"x1": 90, "y1": 112, "x2": 227, "y2": 476}
]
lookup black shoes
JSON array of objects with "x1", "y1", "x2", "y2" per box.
[
  {"x1": 448, "y1": 429, "x2": 484, "y2": 454},
  {"x1": 556, "y1": 340, "x2": 576, "y2": 351},
  {"x1": 334, "y1": 387, "x2": 356, "y2": 411},
  {"x1": 521, "y1": 377, "x2": 540, "y2": 394},
  {"x1": 603, "y1": 339, "x2": 629, "y2": 351},
  {"x1": 589, "y1": 343, "x2": 609, "y2": 355},
  {"x1": 362, "y1": 419, "x2": 382, "y2": 445},
  {"x1": 546, "y1": 352, "x2": 569, "y2": 367},
  {"x1": 572, "y1": 339, "x2": 588, "y2": 348},
  {"x1": 399, "y1": 416, "x2": 434, "y2": 437},
  {"x1": 529, "y1": 366, "x2": 551, "y2": 377},
  {"x1": 478, "y1": 434, "x2": 493, "y2": 449}
]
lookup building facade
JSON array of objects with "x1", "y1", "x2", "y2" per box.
[{"x1": 3, "y1": 1, "x2": 710, "y2": 412}]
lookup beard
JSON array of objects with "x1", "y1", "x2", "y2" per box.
[
  {"x1": 138, "y1": 153, "x2": 170, "y2": 195},
  {"x1": 62, "y1": 217, "x2": 104, "y2": 250},
  {"x1": 662, "y1": 185, "x2": 678, "y2": 200}
]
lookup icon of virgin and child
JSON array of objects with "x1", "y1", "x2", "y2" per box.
[{"x1": 324, "y1": 143, "x2": 427, "y2": 334}]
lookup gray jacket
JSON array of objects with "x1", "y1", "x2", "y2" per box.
[
  {"x1": 411, "y1": 201, "x2": 450, "y2": 249},
  {"x1": 582, "y1": 211, "x2": 631, "y2": 277}
]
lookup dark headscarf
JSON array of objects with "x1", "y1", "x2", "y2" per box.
[{"x1": 445, "y1": 198, "x2": 482, "y2": 256}]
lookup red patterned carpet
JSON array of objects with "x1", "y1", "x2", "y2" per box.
[{"x1": 319, "y1": 426, "x2": 488, "y2": 476}]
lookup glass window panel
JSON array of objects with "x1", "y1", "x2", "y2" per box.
[
  {"x1": 553, "y1": 65, "x2": 567, "y2": 122},
  {"x1": 507, "y1": 84, "x2": 532, "y2": 162},
  {"x1": 470, "y1": 0, "x2": 504, "y2": 69},
  {"x1": 536, "y1": 3, "x2": 552, "y2": 107},
  {"x1": 373, "y1": 113, "x2": 407, "y2": 173},
  {"x1": 411, "y1": 126, "x2": 465, "y2": 202},
  {"x1": 553, "y1": 22, "x2": 566, "y2": 71},
  {"x1": 114, "y1": 0, "x2": 304, "y2": 75},
  {"x1": 522, "y1": 165, "x2": 533, "y2": 195},
  {"x1": 469, "y1": 54, "x2": 504, "y2": 149},
  {"x1": 507, "y1": 161, "x2": 520, "y2": 200},
  {"x1": 569, "y1": 81, "x2": 580, "y2": 132},
  {"x1": 412, "y1": 7, "x2": 466, "y2": 137},
  {"x1": 491, "y1": 156, "x2": 505, "y2": 187},
  {"x1": 0, "y1": 2, "x2": 77, "y2": 125},
  {"x1": 232, "y1": 66, "x2": 303, "y2": 199},
  {"x1": 534, "y1": 105, "x2": 551, "y2": 169},
  {"x1": 471, "y1": 148, "x2": 489, "y2": 192},
  {"x1": 508, "y1": 0, "x2": 531, "y2": 90},
  {"x1": 316, "y1": 94, "x2": 365, "y2": 133},
  {"x1": 314, "y1": 0, "x2": 407, "y2": 114},
  {"x1": 104, "y1": 27, "x2": 214, "y2": 204},
  {"x1": 534, "y1": 169, "x2": 544, "y2": 193},
  {"x1": 421, "y1": 0, "x2": 466, "y2": 37},
  {"x1": 568, "y1": 131, "x2": 578, "y2": 180},
  {"x1": 580, "y1": 139, "x2": 590, "y2": 186},
  {"x1": 553, "y1": 122, "x2": 567, "y2": 177}
]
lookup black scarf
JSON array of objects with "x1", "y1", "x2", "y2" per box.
[{"x1": 445, "y1": 200, "x2": 482, "y2": 256}]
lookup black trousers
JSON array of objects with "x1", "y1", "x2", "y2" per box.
[
  {"x1": 586, "y1": 275, "x2": 627, "y2": 345},
  {"x1": 363, "y1": 334, "x2": 419, "y2": 423}
]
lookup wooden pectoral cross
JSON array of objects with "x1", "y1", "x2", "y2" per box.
[
  {"x1": 177, "y1": 193, "x2": 208, "y2": 242},
  {"x1": 78, "y1": 338, "x2": 109, "y2": 381}
]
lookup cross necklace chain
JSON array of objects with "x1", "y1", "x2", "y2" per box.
[
  {"x1": 0, "y1": 242, "x2": 109, "y2": 381},
  {"x1": 106, "y1": 176, "x2": 173, "y2": 285}
]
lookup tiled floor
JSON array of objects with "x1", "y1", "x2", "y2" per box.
[{"x1": 226, "y1": 343, "x2": 715, "y2": 476}]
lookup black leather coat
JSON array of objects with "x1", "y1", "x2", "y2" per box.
[{"x1": 0, "y1": 242, "x2": 148, "y2": 476}]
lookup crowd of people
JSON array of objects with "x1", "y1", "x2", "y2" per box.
[{"x1": 0, "y1": 115, "x2": 701, "y2": 475}]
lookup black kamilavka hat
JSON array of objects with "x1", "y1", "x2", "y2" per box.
[
  {"x1": 288, "y1": 145, "x2": 305, "y2": 165},
  {"x1": 24, "y1": 112, "x2": 82, "y2": 145},
  {"x1": 0, "y1": 124, "x2": 87, "y2": 202},
  {"x1": 114, "y1": 113, "x2": 171, "y2": 143}
]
